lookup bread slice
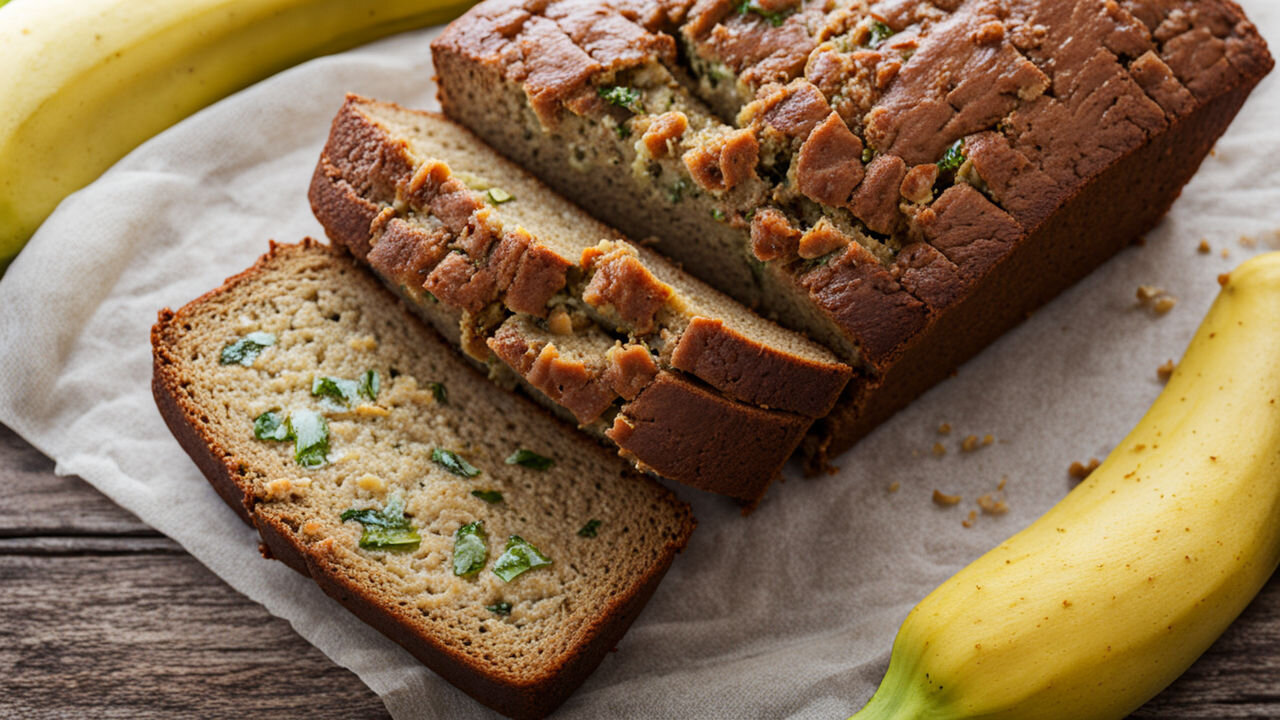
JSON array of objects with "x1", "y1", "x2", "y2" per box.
[
  {"x1": 151, "y1": 240, "x2": 695, "y2": 719},
  {"x1": 310, "y1": 96, "x2": 851, "y2": 503},
  {"x1": 431, "y1": 0, "x2": 1273, "y2": 469}
]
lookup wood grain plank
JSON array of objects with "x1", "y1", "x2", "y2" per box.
[
  {"x1": 0, "y1": 552, "x2": 391, "y2": 720},
  {"x1": 2, "y1": 423, "x2": 1278, "y2": 718},
  {"x1": 0, "y1": 535, "x2": 182, "y2": 554},
  {"x1": 0, "y1": 425, "x2": 154, "y2": 537}
]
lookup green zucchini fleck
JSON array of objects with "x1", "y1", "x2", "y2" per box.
[
  {"x1": 219, "y1": 331, "x2": 275, "y2": 366},
  {"x1": 493, "y1": 535, "x2": 553, "y2": 582},
  {"x1": 341, "y1": 495, "x2": 421, "y2": 552}
]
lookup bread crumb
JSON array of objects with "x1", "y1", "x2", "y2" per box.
[
  {"x1": 264, "y1": 477, "x2": 311, "y2": 500},
  {"x1": 961, "y1": 435, "x2": 979, "y2": 452},
  {"x1": 933, "y1": 489, "x2": 962, "y2": 506},
  {"x1": 1220, "y1": 248, "x2": 1230, "y2": 259},
  {"x1": 1218, "y1": 272, "x2": 1231, "y2": 287},
  {"x1": 938, "y1": 422, "x2": 952, "y2": 435},
  {"x1": 357, "y1": 474, "x2": 387, "y2": 493},
  {"x1": 1197, "y1": 239, "x2": 1211, "y2": 254},
  {"x1": 1137, "y1": 286, "x2": 1178, "y2": 315},
  {"x1": 982, "y1": 434, "x2": 994, "y2": 446},
  {"x1": 888, "y1": 481, "x2": 900, "y2": 493},
  {"x1": 356, "y1": 404, "x2": 390, "y2": 417},
  {"x1": 977, "y1": 494, "x2": 1010, "y2": 515},
  {"x1": 348, "y1": 336, "x2": 378, "y2": 351},
  {"x1": 1136, "y1": 285, "x2": 1162, "y2": 302},
  {"x1": 1157, "y1": 359, "x2": 1175, "y2": 382},
  {"x1": 268, "y1": 375, "x2": 306, "y2": 392},
  {"x1": 962, "y1": 510, "x2": 977, "y2": 528},
  {"x1": 547, "y1": 306, "x2": 573, "y2": 335},
  {"x1": 997, "y1": 476, "x2": 1008, "y2": 492},
  {"x1": 932, "y1": 442, "x2": 947, "y2": 457},
  {"x1": 1069, "y1": 458, "x2": 1101, "y2": 479},
  {"x1": 1240, "y1": 235, "x2": 1257, "y2": 248}
]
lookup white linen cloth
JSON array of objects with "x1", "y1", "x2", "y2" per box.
[{"x1": 2, "y1": 5, "x2": 1278, "y2": 716}]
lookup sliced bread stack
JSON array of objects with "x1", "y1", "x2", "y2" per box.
[
  {"x1": 430, "y1": 0, "x2": 1274, "y2": 468},
  {"x1": 310, "y1": 95, "x2": 852, "y2": 503},
  {"x1": 151, "y1": 241, "x2": 695, "y2": 719}
]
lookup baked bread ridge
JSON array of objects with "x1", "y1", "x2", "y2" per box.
[
  {"x1": 803, "y1": 67, "x2": 1270, "y2": 468},
  {"x1": 432, "y1": 0, "x2": 1272, "y2": 466},
  {"x1": 311, "y1": 95, "x2": 850, "y2": 419},
  {"x1": 151, "y1": 240, "x2": 695, "y2": 719},
  {"x1": 309, "y1": 96, "x2": 847, "y2": 503},
  {"x1": 312, "y1": 154, "x2": 807, "y2": 505}
]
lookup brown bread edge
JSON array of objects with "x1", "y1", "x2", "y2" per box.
[
  {"x1": 804, "y1": 72, "x2": 1270, "y2": 468},
  {"x1": 149, "y1": 240, "x2": 696, "y2": 720},
  {"x1": 307, "y1": 119, "x2": 813, "y2": 505}
]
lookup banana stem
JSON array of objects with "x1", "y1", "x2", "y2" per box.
[{"x1": 849, "y1": 684, "x2": 929, "y2": 720}]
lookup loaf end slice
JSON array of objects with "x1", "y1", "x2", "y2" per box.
[
  {"x1": 311, "y1": 94, "x2": 851, "y2": 418},
  {"x1": 433, "y1": 0, "x2": 1273, "y2": 473},
  {"x1": 151, "y1": 240, "x2": 695, "y2": 719},
  {"x1": 309, "y1": 95, "x2": 849, "y2": 504}
]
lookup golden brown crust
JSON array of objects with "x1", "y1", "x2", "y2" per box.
[
  {"x1": 669, "y1": 316, "x2": 849, "y2": 417},
  {"x1": 743, "y1": 79, "x2": 832, "y2": 142},
  {"x1": 681, "y1": 0, "x2": 825, "y2": 99},
  {"x1": 794, "y1": 112, "x2": 865, "y2": 208},
  {"x1": 607, "y1": 372, "x2": 811, "y2": 502},
  {"x1": 605, "y1": 343, "x2": 662, "y2": 400},
  {"x1": 682, "y1": 128, "x2": 760, "y2": 192},
  {"x1": 847, "y1": 153, "x2": 907, "y2": 235},
  {"x1": 434, "y1": 0, "x2": 1273, "y2": 478},
  {"x1": 308, "y1": 162, "x2": 381, "y2": 262},
  {"x1": 749, "y1": 207, "x2": 801, "y2": 262},
  {"x1": 797, "y1": 241, "x2": 928, "y2": 372},
  {"x1": 808, "y1": 65, "x2": 1272, "y2": 469},
  {"x1": 915, "y1": 183, "x2": 1022, "y2": 280},
  {"x1": 308, "y1": 97, "x2": 851, "y2": 499},
  {"x1": 580, "y1": 242, "x2": 675, "y2": 335},
  {"x1": 430, "y1": 0, "x2": 681, "y2": 127},
  {"x1": 487, "y1": 315, "x2": 812, "y2": 487},
  {"x1": 150, "y1": 241, "x2": 695, "y2": 720},
  {"x1": 796, "y1": 217, "x2": 851, "y2": 261},
  {"x1": 486, "y1": 321, "x2": 622, "y2": 425},
  {"x1": 641, "y1": 111, "x2": 690, "y2": 157},
  {"x1": 892, "y1": 242, "x2": 966, "y2": 311}
]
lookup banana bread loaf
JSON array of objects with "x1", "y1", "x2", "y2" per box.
[
  {"x1": 151, "y1": 240, "x2": 695, "y2": 719},
  {"x1": 431, "y1": 0, "x2": 1273, "y2": 469},
  {"x1": 310, "y1": 96, "x2": 851, "y2": 502}
]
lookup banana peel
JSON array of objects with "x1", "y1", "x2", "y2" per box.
[
  {"x1": 854, "y1": 253, "x2": 1280, "y2": 719},
  {"x1": 0, "y1": 0, "x2": 475, "y2": 268}
]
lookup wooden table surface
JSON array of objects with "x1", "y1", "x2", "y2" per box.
[{"x1": 2, "y1": 422, "x2": 1278, "y2": 719}]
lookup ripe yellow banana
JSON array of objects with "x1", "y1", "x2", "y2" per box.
[
  {"x1": 0, "y1": 0, "x2": 473, "y2": 269},
  {"x1": 854, "y1": 253, "x2": 1280, "y2": 720}
]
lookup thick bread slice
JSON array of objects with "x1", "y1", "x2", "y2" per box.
[
  {"x1": 310, "y1": 97, "x2": 847, "y2": 503},
  {"x1": 488, "y1": 314, "x2": 813, "y2": 497},
  {"x1": 432, "y1": 0, "x2": 1273, "y2": 469},
  {"x1": 311, "y1": 95, "x2": 850, "y2": 418},
  {"x1": 151, "y1": 241, "x2": 695, "y2": 720}
]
